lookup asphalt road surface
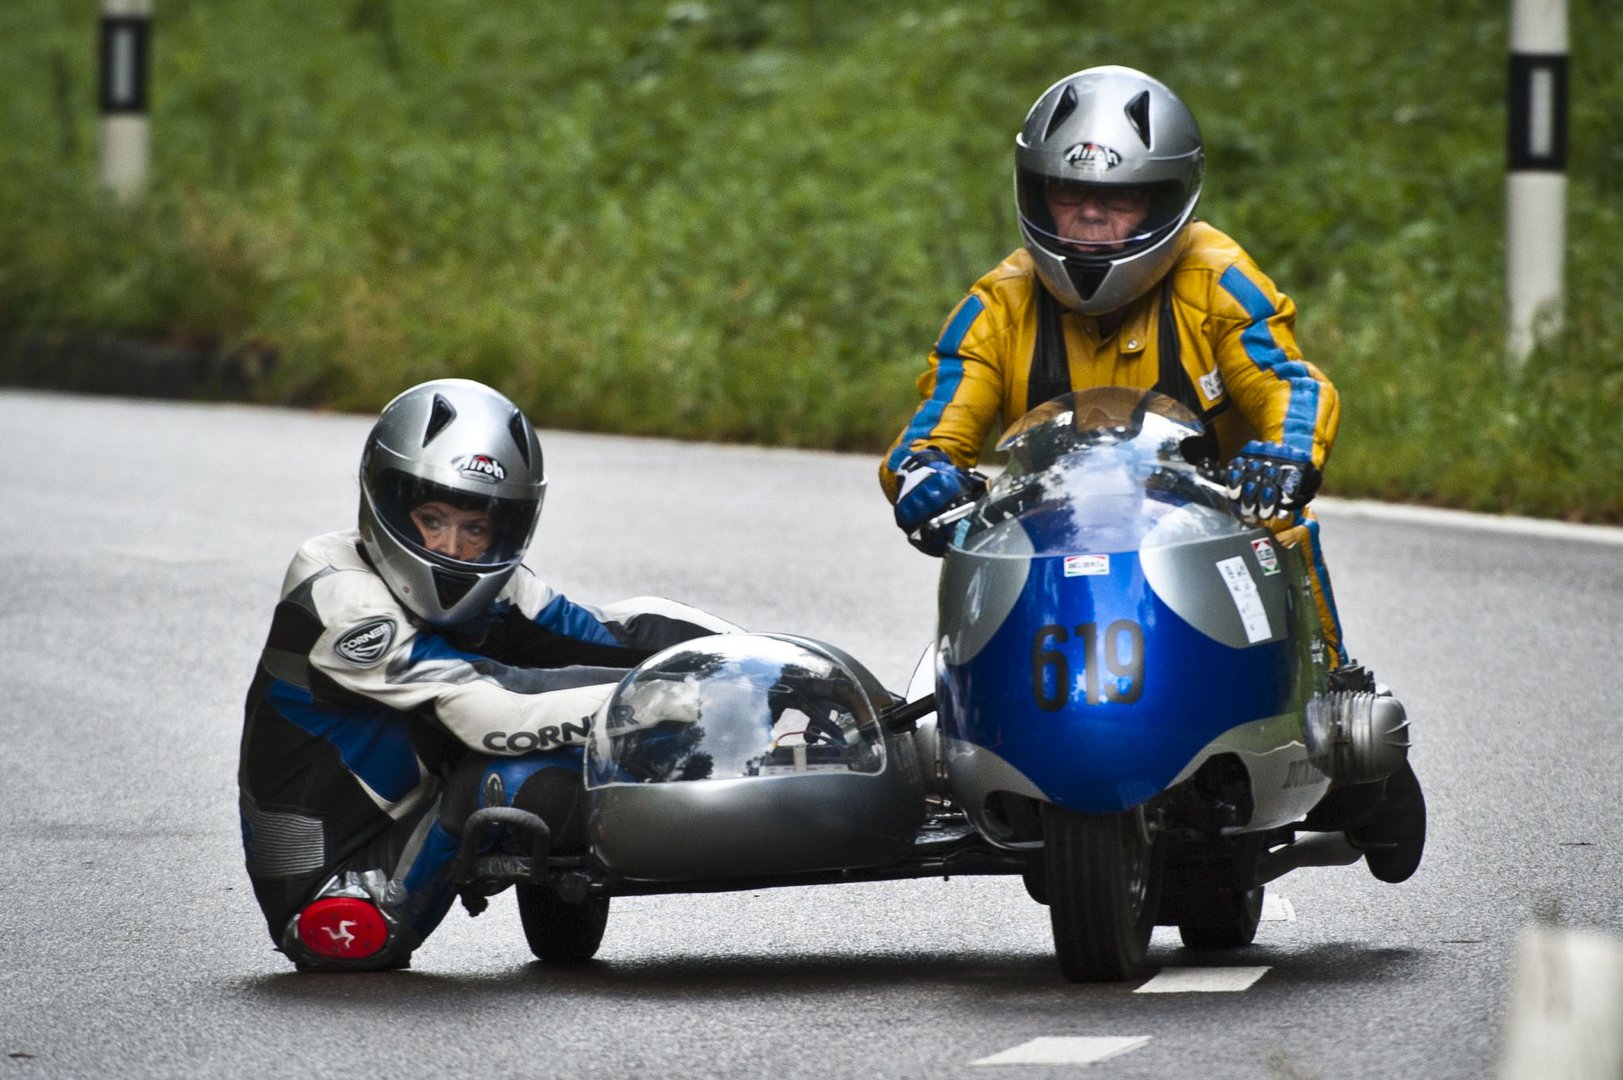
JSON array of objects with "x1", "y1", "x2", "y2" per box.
[{"x1": 3, "y1": 389, "x2": 1621, "y2": 1079}]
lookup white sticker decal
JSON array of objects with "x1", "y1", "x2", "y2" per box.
[
  {"x1": 1199, "y1": 367, "x2": 1226, "y2": 403},
  {"x1": 334, "y1": 617, "x2": 397, "y2": 666},
  {"x1": 1251, "y1": 537, "x2": 1281, "y2": 575},
  {"x1": 1064, "y1": 554, "x2": 1110, "y2": 577},
  {"x1": 1216, "y1": 556, "x2": 1272, "y2": 643}
]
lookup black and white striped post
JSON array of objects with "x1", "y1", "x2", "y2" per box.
[
  {"x1": 98, "y1": 0, "x2": 152, "y2": 202},
  {"x1": 1506, "y1": 0, "x2": 1568, "y2": 363}
]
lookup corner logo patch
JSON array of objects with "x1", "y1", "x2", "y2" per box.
[{"x1": 335, "y1": 617, "x2": 397, "y2": 665}]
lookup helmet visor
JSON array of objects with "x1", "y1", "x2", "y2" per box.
[
  {"x1": 1017, "y1": 172, "x2": 1191, "y2": 261},
  {"x1": 371, "y1": 468, "x2": 539, "y2": 569}
]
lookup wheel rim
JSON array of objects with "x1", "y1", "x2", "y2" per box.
[{"x1": 1121, "y1": 809, "x2": 1150, "y2": 920}]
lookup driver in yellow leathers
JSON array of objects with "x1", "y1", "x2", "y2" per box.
[{"x1": 880, "y1": 66, "x2": 1425, "y2": 884}]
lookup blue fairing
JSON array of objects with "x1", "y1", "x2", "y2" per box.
[{"x1": 941, "y1": 546, "x2": 1294, "y2": 815}]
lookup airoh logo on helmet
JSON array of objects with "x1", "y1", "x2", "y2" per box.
[
  {"x1": 452, "y1": 453, "x2": 506, "y2": 483},
  {"x1": 1064, "y1": 142, "x2": 1122, "y2": 173}
]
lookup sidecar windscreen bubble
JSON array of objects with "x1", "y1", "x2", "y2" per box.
[{"x1": 588, "y1": 635, "x2": 885, "y2": 788}]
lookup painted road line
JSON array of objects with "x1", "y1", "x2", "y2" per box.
[
  {"x1": 971, "y1": 1037, "x2": 1151, "y2": 1067},
  {"x1": 1262, "y1": 893, "x2": 1296, "y2": 922},
  {"x1": 1135, "y1": 966, "x2": 1271, "y2": 993},
  {"x1": 1315, "y1": 496, "x2": 1623, "y2": 547}
]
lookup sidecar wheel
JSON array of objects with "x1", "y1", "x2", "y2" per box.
[
  {"x1": 516, "y1": 884, "x2": 609, "y2": 964},
  {"x1": 1042, "y1": 803, "x2": 1163, "y2": 982},
  {"x1": 1177, "y1": 885, "x2": 1263, "y2": 950}
]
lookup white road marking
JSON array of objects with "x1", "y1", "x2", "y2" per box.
[
  {"x1": 1135, "y1": 966, "x2": 1271, "y2": 993},
  {"x1": 971, "y1": 1037, "x2": 1151, "y2": 1067},
  {"x1": 1316, "y1": 496, "x2": 1623, "y2": 546},
  {"x1": 1262, "y1": 893, "x2": 1296, "y2": 922}
]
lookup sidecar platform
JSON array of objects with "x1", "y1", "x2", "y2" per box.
[{"x1": 458, "y1": 808, "x2": 1029, "y2": 901}]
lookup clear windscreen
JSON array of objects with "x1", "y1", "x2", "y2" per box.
[
  {"x1": 587, "y1": 635, "x2": 885, "y2": 788},
  {"x1": 957, "y1": 388, "x2": 1230, "y2": 556}
]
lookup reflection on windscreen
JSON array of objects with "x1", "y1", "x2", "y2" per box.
[
  {"x1": 959, "y1": 389, "x2": 1230, "y2": 557},
  {"x1": 588, "y1": 635, "x2": 885, "y2": 786}
]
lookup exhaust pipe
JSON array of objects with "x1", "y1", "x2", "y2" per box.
[{"x1": 1255, "y1": 830, "x2": 1364, "y2": 886}]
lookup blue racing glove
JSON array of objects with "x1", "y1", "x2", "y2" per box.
[
  {"x1": 893, "y1": 448, "x2": 987, "y2": 556},
  {"x1": 1222, "y1": 441, "x2": 1322, "y2": 522}
]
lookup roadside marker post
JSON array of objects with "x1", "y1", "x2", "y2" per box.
[
  {"x1": 1499, "y1": 923, "x2": 1623, "y2": 1079},
  {"x1": 99, "y1": 0, "x2": 152, "y2": 202},
  {"x1": 1506, "y1": 0, "x2": 1568, "y2": 364}
]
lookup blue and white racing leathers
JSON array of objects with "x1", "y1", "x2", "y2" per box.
[{"x1": 238, "y1": 529, "x2": 737, "y2": 962}]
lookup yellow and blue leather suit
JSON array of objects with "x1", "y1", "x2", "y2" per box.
[{"x1": 881, "y1": 222, "x2": 1349, "y2": 665}]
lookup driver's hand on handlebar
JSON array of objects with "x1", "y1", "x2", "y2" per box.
[
  {"x1": 893, "y1": 448, "x2": 986, "y2": 556},
  {"x1": 1222, "y1": 441, "x2": 1322, "y2": 522}
]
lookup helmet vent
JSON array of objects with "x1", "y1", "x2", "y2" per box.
[
  {"x1": 1125, "y1": 91, "x2": 1152, "y2": 148},
  {"x1": 1044, "y1": 83, "x2": 1079, "y2": 141},
  {"x1": 507, "y1": 409, "x2": 532, "y2": 467},
  {"x1": 423, "y1": 394, "x2": 457, "y2": 446}
]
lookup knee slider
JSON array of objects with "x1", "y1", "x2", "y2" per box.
[{"x1": 290, "y1": 896, "x2": 393, "y2": 965}]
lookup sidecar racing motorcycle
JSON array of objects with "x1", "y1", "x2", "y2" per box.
[{"x1": 452, "y1": 388, "x2": 1423, "y2": 983}]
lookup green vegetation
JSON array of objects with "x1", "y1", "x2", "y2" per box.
[{"x1": 2, "y1": 0, "x2": 1620, "y2": 519}]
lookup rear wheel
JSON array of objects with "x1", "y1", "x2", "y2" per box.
[
  {"x1": 1042, "y1": 803, "x2": 1162, "y2": 982},
  {"x1": 516, "y1": 884, "x2": 609, "y2": 964},
  {"x1": 1177, "y1": 884, "x2": 1263, "y2": 950}
]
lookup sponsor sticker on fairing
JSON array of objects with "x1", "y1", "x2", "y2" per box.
[
  {"x1": 1215, "y1": 556, "x2": 1273, "y2": 643},
  {"x1": 1064, "y1": 554, "x2": 1110, "y2": 577},
  {"x1": 334, "y1": 617, "x2": 397, "y2": 665},
  {"x1": 1251, "y1": 537, "x2": 1281, "y2": 575}
]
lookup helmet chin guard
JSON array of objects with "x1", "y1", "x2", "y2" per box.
[
  {"x1": 1014, "y1": 66, "x2": 1205, "y2": 315},
  {"x1": 358, "y1": 379, "x2": 547, "y2": 627}
]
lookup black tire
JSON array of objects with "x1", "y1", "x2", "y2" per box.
[
  {"x1": 1042, "y1": 803, "x2": 1162, "y2": 982},
  {"x1": 516, "y1": 884, "x2": 609, "y2": 964},
  {"x1": 1177, "y1": 885, "x2": 1263, "y2": 950}
]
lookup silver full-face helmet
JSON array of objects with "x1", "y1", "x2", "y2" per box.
[
  {"x1": 358, "y1": 379, "x2": 546, "y2": 626},
  {"x1": 1015, "y1": 66, "x2": 1205, "y2": 315}
]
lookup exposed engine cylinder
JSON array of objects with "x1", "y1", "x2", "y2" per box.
[{"x1": 1308, "y1": 690, "x2": 1411, "y2": 785}]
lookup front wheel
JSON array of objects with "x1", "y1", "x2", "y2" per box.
[
  {"x1": 1042, "y1": 803, "x2": 1162, "y2": 982},
  {"x1": 516, "y1": 884, "x2": 610, "y2": 964}
]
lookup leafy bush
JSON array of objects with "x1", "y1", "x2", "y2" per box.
[{"x1": 1, "y1": 0, "x2": 1618, "y2": 518}]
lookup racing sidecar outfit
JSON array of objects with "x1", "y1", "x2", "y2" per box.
[
  {"x1": 239, "y1": 529, "x2": 737, "y2": 968},
  {"x1": 879, "y1": 222, "x2": 1349, "y2": 666}
]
